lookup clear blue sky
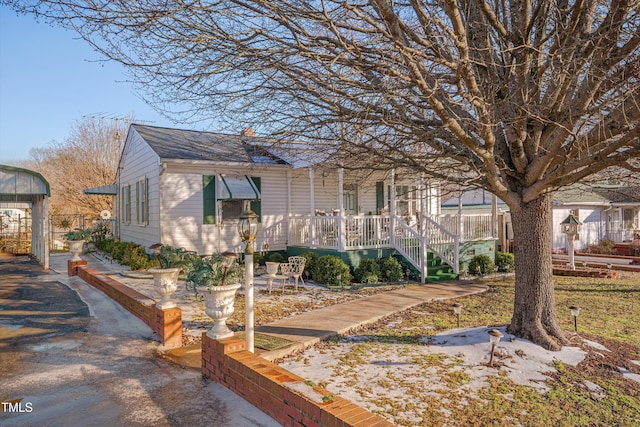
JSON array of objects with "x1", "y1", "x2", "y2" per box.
[{"x1": 0, "y1": 7, "x2": 174, "y2": 163}]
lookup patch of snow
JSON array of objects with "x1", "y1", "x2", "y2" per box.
[
  {"x1": 31, "y1": 339, "x2": 82, "y2": 352},
  {"x1": 618, "y1": 367, "x2": 640, "y2": 383},
  {"x1": 0, "y1": 322, "x2": 23, "y2": 330},
  {"x1": 283, "y1": 381, "x2": 326, "y2": 403},
  {"x1": 583, "y1": 339, "x2": 610, "y2": 352},
  {"x1": 583, "y1": 380, "x2": 606, "y2": 399}
]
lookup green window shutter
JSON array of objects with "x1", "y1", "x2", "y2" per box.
[
  {"x1": 203, "y1": 175, "x2": 217, "y2": 224},
  {"x1": 376, "y1": 181, "x2": 385, "y2": 213},
  {"x1": 250, "y1": 176, "x2": 262, "y2": 223}
]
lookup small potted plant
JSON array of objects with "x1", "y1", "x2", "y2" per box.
[
  {"x1": 186, "y1": 252, "x2": 244, "y2": 339},
  {"x1": 148, "y1": 244, "x2": 198, "y2": 309},
  {"x1": 64, "y1": 228, "x2": 92, "y2": 261}
]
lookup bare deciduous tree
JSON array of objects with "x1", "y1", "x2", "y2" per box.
[
  {"x1": 18, "y1": 117, "x2": 126, "y2": 216},
  {"x1": 5, "y1": 0, "x2": 639, "y2": 349}
]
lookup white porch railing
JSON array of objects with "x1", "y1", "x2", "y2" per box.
[
  {"x1": 431, "y1": 213, "x2": 494, "y2": 241},
  {"x1": 288, "y1": 215, "x2": 391, "y2": 249},
  {"x1": 392, "y1": 216, "x2": 423, "y2": 274},
  {"x1": 289, "y1": 213, "x2": 487, "y2": 280},
  {"x1": 606, "y1": 228, "x2": 639, "y2": 243},
  {"x1": 344, "y1": 215, "x2": 391, "y2": 249},
  {"x1": 422, "y1": 216, "x2": 460, "y2": 274}
]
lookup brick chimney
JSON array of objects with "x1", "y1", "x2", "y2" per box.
[{"x1": 240, "y1": 128, "x2": 255, "y2": 137}]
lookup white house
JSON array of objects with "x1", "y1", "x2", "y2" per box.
[
  {"x1": 108, "y1": 124, "x2": 498, "y2": 282},
  {"x1": 552, "y1": 184, "x2": 640, "y2": 251},
  {"x1": 442, "y1": 184, "x2": 640, "y2": 254}
]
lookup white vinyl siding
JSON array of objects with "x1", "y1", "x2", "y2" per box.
[
  {"x1": 118, "y1": 129, "x2": 162, "y2": 247},
  {"x1": 158, "y1": 167, "x2": 289, "y2": 254}
]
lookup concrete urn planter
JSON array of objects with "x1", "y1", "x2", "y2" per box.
[
  {"x1": 68, "y1": 240, "x2": 85, "y2": 262},
  {"x1": 201, "y1": 282, "x2": 242, "y2": 340},
  {"x1": 149, "y1": 267, "x2": 181, "y2": 309},
  {"x1": 265, "y1": 262, "x2": 280, "y2": 276}
]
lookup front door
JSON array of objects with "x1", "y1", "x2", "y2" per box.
[{"x1": 343, "y1": 184, "x2": 358, "y2": 215}]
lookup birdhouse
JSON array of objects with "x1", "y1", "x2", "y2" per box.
[{"x1": 560, "y1": 214, "x2": 582, "y2": 235}]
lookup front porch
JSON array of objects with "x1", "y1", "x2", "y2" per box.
[
  {"x1": 274, "y1": 166, "x2": 500, "y2": 282},
  {"x1": 288, "y1": 212, "x2": 497, "y2": 282}
]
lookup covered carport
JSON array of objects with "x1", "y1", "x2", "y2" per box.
[{"x1": 0, "y1": 165, "x2": 50, "y2": 270}]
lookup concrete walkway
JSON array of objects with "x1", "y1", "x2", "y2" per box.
[
  {"x1": 165, "y1": 280, "x2": 488, "y2": 367},
  {"x1": 256, "y1": 282, "x2": 488, "y2": 360}
]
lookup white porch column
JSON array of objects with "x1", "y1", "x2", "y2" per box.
[
  {"x1": 337, "y1": 167, "x2": 345, "y2": 252},
  {"x1": 420, "y1": 173, "x2": 426, "y2": 237},
  {"x1": 286, "y1": 170, "x2": 292, "y2": 245},
  {"x1": 419, "y1": 174, "x2": 428, "y2": 283},
  {"x1": 491, "y1": 194, "x2": 498, "y2": 239},
  {"x1": 390, "y1": 170, "x2": 396, "y2": 248},
  {"x1": 309, "y1": 167, "x2": 316, "y2": 247},
  {"x1": 457, "y1": 192, "x2": 463, "y2": 240}
]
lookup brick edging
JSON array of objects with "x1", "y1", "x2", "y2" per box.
[
  {"x1": 574, "y1": 251, "x2": 640, "y2": 263},
  {"x1": 70, "y1": 261, "x2": 182, "y2": 348},
  {"x1": 202, "y1": 335, "x2": 394, "y2": 427},
  {"x1": 552, "y1": 258, "x2": 640, "y2": 272}
]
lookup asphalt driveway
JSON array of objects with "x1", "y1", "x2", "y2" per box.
[{"x1": 0, "y1": 253, "x2": 280, "y2": 427}]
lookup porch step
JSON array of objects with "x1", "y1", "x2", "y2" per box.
[
  {"x1": 426, "y1": 265, "x2": 457, "y2": 283},
  {"x1": 426, "y1": 273, "x2": 459, "y2": 282}
]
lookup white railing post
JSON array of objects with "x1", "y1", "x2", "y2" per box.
[
  {"x1": 390, "y1": 170, "x2": 396, "y2": 248},
  {"x1": 309, "y1": 168, "x2": 316, "y2": 247},
  {"x1": 457, "y1": 195, "x2": 464, "y2": 241},
  {"x1": 420, "y1": 234, "x2": 428, "y2": 283},
  {"x1": 337, "y1": 168, "x2": 345, "y2": 252},
  {"x1": 492, "y1": 194, "x2": 498, "y2": 239},
  {"x1": 454, "y1": 235, "x2": 460, "y2": 274}
]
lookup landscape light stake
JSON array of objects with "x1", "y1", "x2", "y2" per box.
[
  {"x1": 488, "y1": 329, "x2": 503, "y2": 367},
  {"x1": 452, "y1": 303, "x2": 462, "y2": 328},
  {"x1": 570, "y1": 306, "x2": 581, "y2": 332}
]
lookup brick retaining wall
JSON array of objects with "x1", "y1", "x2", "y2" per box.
[
  {"x1": 202, "y1": 335, "x2": 394, "y2": 427},
  {"x1": 69, "y1": 261, "x2": 182, "y2": 348}
]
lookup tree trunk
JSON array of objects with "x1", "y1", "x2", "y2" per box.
[{"x1": 507, "y1": 194, "x2": 567, "y2": 350}]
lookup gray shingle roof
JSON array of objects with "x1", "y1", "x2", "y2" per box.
[
  {"x1": 554, "y1": 184, "x2": 640, "y2": 205},
  {"x1": 131, "y1": 124, "x2": 289, "y2": 165}
]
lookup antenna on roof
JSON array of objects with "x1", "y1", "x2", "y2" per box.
[{"x1": 82, "y1": 114, "x2": 155, "y2": 142}]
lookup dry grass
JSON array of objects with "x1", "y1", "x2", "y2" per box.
[{"x1": 279, "y1": 272, "x2": 640, "y2": 427}]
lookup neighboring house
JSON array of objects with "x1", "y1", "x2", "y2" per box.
[
  {"x1": 442, "y1": 184, "x2": 640, "y2": 253},
  {"x1": 104, "y1": 124, "x2": 497, "y2": 282},
  {"x1": 552, "y1": 184, "x2": 640, "y2": 251}
]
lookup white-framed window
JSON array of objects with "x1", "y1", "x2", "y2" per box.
[
  {"x1": 202, "y1": 174, "x2": 261, "y2": 224},
  {"x1": 393, "y1": 185, "x2": 419, "y2": 217},
  {"x1": 136, "y1": 177, "x2": 149, "y2": 225},
  {"x1": 121, "y1": 184, "x2": 131, "y2": 224},
  {"x1": 623, "y1": 208, "x2": 638, "y2": 230},
  {"x1": 570, "y1": 209, "x2": 580, "y2": 221}
]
